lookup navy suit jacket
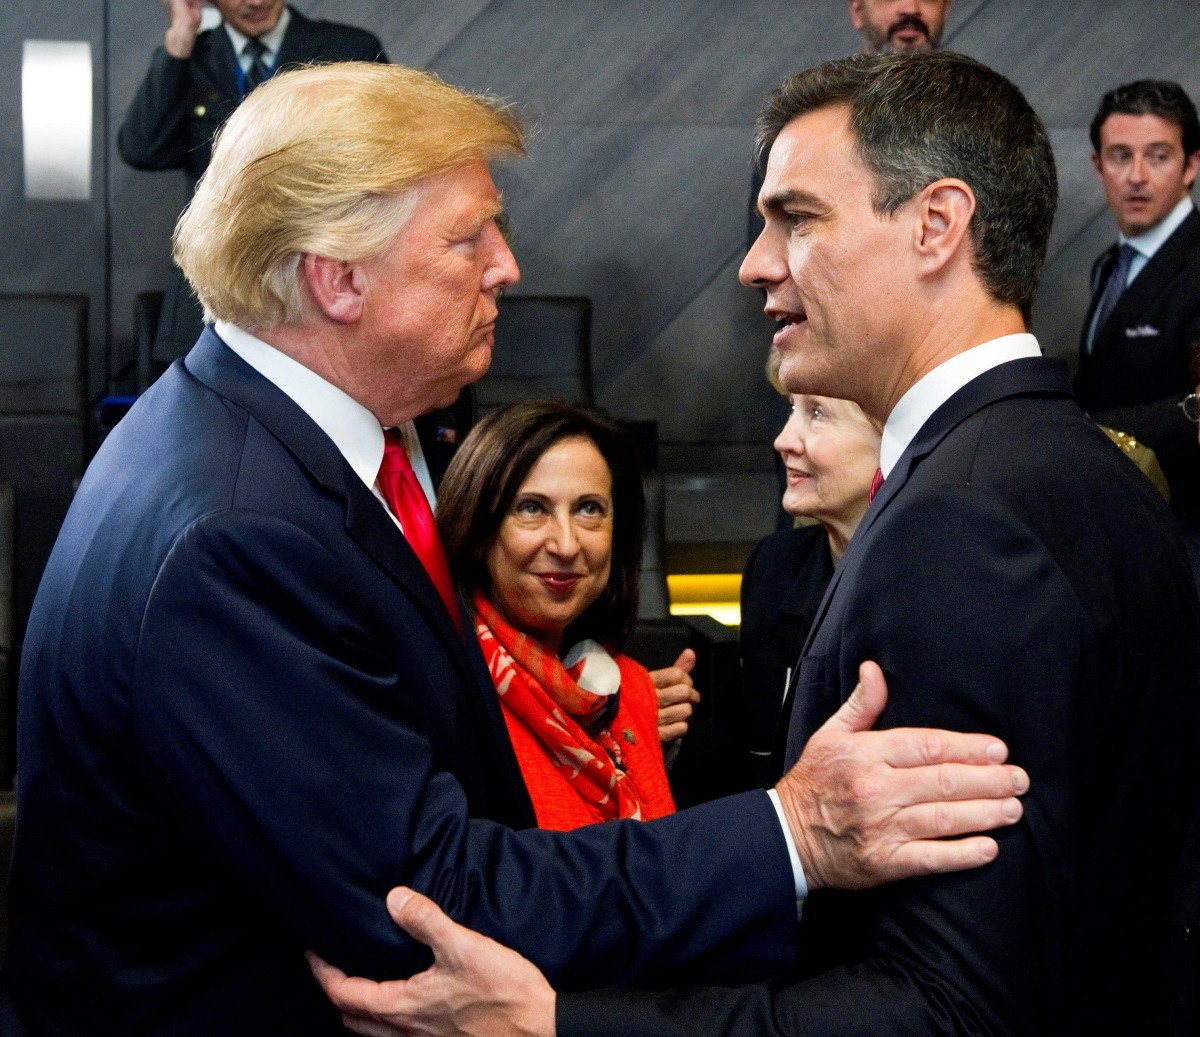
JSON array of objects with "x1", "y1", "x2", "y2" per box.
[
  {"x1": 559, "y1": 357, "x2": 1200, "y2": 1036},
  {"x1": 3, "y1": 331, "x2": 797, "y2": 1034},
  {"x1": 737, "y1": 525, "x2": 833, "y2": 787},
  {"x1": 1074, "y1": 208, "x2": 1200, "y2": 511}
]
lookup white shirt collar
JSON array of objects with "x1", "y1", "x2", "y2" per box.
[
  {"x1": 879, "y1": 333, "x2": 1042, "y2": 476},
  {"x1": 1120, "y1": 194, "x2": 1194, "y2": 260},
  {"x1": 223, "y1": 5, "x2": 290, "y2": 60},
  {"x1": 215, "y1": 320, "x2": 385, "y2": 491}
]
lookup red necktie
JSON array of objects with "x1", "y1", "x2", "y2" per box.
[
  {"x1": 377, "y1": 429, "x2": 461, "y2": 631},
  {"x1": 869, "y1": 467, "x2": 884, "y2": 505}
]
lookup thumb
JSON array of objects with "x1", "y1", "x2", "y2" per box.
[
  {"x1": 386, "y1": 886, "x2": 456, "y2": 955},
  {"x1": 674, "y1": 648, "x2": 697, "y2": 673},
  {"x1": 821, "y1": 660, "x2": 888, "y2": 734}
]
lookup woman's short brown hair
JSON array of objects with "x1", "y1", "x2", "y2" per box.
[{"x1": 438, "y1": 401, "x2": 645, "y2": 650}]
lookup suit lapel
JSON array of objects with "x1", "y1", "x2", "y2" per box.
[
  {"x1": 275, "y1": 8, "x2": 315, "y2": 69},
  {"x1": 198, "y1": 23, "x2": 241, "y2": 102},
  {"x1": 183, "y1": 329, "x2": 468, "y2": 662},
  {"x1": 1094, "y1": 209, "x2": 1200, "y2": 347},
  {"x1": 799, "y1": 357, "x2": 1073, "y2": 657}
]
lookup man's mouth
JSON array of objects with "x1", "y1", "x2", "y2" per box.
[
  {"x1": 769, "y1": 309, "x2": 807, "y2": 345},
  {"x1": 888, "y1": 15, "x2": 931, "y2": 45}
]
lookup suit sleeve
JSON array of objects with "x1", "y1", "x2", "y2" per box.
[
  {"x1": 117, "y1": 47, "x2": 192, "y2": 171},
  {"x1": 561, "y1": 485, "x2": 1086, "y2": 1036},
  {"x1": 131, "y1": 511, "x2": 798, "y2": 989}
]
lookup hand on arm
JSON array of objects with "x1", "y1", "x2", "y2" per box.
[
  {"x1": 310, "y1": 888, "x2": 556, "y2": 1037},
  {"x1": 162, "y1": 0, "x2": 203, "y2": 58},
  {"x1": 775, "y1": 661, "x2": 1028, "y2": 891},
  {"x1": 649, "y1": 649, "x2": 699, "y2": 744}
]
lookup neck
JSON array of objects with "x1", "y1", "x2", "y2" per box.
[
  {"x1": 865, "y1": 291, "x2": 1026, "y2": 425},
  {"x1": 823, "y1": 502, "x2": 867, "y2": 564}
]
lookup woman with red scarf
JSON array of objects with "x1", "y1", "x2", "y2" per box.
[{"x1": 437, "y1": 401, "x2": 674, "y2": 831}]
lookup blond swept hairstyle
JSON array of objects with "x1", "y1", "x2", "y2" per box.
[{"x1": 173, "y1": 62, "x2": 526, "y2": 329}]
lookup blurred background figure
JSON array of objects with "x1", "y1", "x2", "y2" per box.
[
  {"x1": 438, "y1": 401, "x2": 675, "y2": 832},
  {"x1": 1179, "y1": 338, "x2": 1200, "y2": 597},
  {"x1": 738, "y1": 350, "x2": 881, "y2": 787},
  {"x1": 1074, "y1": 79, "x2": 1200, "y2": 513},
  {"x1": 847, "y1": 0, "x2": 954, "y2": 54},
  {"x1": 118, "y1": 0, "x2": 386, "y2": 367}
]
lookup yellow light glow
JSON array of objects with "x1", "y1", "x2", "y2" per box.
[{"x1": 666, "y1": 574, "x2": 742, "y2": 627}]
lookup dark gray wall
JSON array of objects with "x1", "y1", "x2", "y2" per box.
[{"x1": 3, "y1": 0, "x2": 1200, "y2": 464}]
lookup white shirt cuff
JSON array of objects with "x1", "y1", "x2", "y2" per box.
[{"x1": 766, "y1": 788, "x2": 808, "y2": 913}]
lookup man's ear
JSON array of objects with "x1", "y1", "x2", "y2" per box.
[
  {"x1": 913, "y1": 178, "x2": 976, "y2": 276},
  {"x1": 847, "y1": 0, "x2": 865, "y2": 31},
  {"x1": 1183, "y1": 150, "x2": 1200, "y2": 191},
  {"x1": 301, "y1": 253, "x2": 365, "y2": 325}
]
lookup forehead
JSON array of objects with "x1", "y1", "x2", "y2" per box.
[
  {"x1": 412, "y1": 160, "x2": 502, "y2": 228},
  {"x1": 522, "y1": 436, "x2": 612, "y2": 488},
  {"x1": 1099, "y1": 112, "x2": 1185, "y2": 151},
  {"x1": 762, "y1": 106, "x2": 864, "y2": 201}
]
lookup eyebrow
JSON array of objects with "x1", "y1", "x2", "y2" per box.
[{"x1": 758, "y1": 188, "x2": 826, "y2": 217}]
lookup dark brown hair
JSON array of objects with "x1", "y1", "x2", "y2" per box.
[
  {"x1": 437, "y1": 400, "x2": 645, "y2": 649},
  {"x1": 1090, "y1": 80, "x2": 1200, "y2": 156},
  {"x1": 754, "y1": 51, "x2": 1057, "y2": 322}
]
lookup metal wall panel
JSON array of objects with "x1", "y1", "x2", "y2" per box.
[{"x1": 1, "y1": 0, "x2": 1197, "y2": 462}]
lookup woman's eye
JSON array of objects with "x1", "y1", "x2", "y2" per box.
[
  {"x1": 514, "y1": 499, "x2": 542, "y2": 516},
  {"x1": 578, "y1": 499, "x2": 607, "y2": 518}
]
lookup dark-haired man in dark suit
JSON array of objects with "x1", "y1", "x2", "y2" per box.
[
  {"x1": 1075, "y1": 79, "x2": 1200, "y2": 512},
  {"x1": 119, "y1": 0, "x2": 387, "y2": 365},
  {"x1": 315, "y1": 51, "x2": 1200, "y2": 1037}
]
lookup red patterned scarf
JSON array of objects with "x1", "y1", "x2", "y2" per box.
[{"x1": 472, "y1": 590, "x2": 648, "y2": 822}]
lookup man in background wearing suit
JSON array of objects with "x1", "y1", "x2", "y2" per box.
[
  {"x1": 118, "y1": 0, "x2": 387, "y2": 365},
  {"x1": 1, "y1": 62, "x2": 1031, "y2": 1036},
  {"x1": 315, "y1": 52, "x2": 1200, "y2": 1037},
  {"x1": 1074, "y1": 80, "x2": 1200, "y2": 513}
]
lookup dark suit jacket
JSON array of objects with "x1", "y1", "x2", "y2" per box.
[
  {"x1": 117, "y1": 8, "x2": 388, "y2": 362},
  {"x1": 2, "y1": 331, "x2": 798, "y2": 1035},
  {"x1": 1074, "y1": 208, "x2": 1200, "y2": 511},
  {"x1": 559, "y1": 357, "x2": 1200, "y2": 1036},
  {"x1": 738, "y1": 524, "x2": 833, "y2": 787}
]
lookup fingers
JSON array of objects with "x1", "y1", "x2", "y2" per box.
[
  {"x1": 887, "y1": 759, "x2": 1029, "y2": 809},
  {"x1": 307, "y1": 951, "x2": 406, "y2": 1017},
  {"x1": 386, "y1": 887, "x2": 460, "y2": 963},
  {"x1": 883, "y1": 835, "x2": 1001, "y2": 881},
  {"x1": 894, "y1": 793, "x2": 1024, "y2": 842},
  {"x1": 875, "y1": 728, "x2": 1011, "y2": 769},
  {"x1": 658, "y1": 720, "x2": 689, "y2": 743},
  {"x1": 673, "y1": 648, "x2": 697, "y2": 673},
  {"x1": 820, "y1": 660, "x2": 888, "y2": 733}
]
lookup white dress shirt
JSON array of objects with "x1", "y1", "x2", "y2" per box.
[
  {"x1": 223, "y1": 7, "x2": 290, "y2": 73},
  {"x1": 880, "y1": 333, "x2": 1043, "y2": 478}
]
